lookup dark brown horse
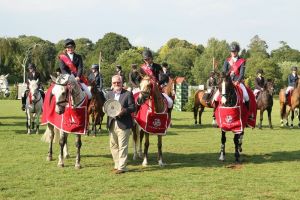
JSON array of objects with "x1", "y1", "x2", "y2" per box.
[
  {"x1": 193, "y1": 88, "x2": 217, "y2": 125},
  {"x1": 279, "y1": 79, "x2": 300, "y2": 128},
  {"x1": 216, "y1": 73, "x2": 244, "y2": 162},
  {"x1": 88, "y1": 81, "x2": 105, "y2": 136},
  {"x1": 132, "y1": 75, "x2": 172, "y2": 167},
  {"x1": 256, "y1": 79, "x2": 274, "y2": 129}
]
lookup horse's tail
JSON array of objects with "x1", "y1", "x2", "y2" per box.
[{"x1": 41, "y1": 125, "x2": 60, "y2": 143}]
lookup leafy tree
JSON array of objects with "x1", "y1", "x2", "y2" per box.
[
  {"x1": 192, "y1": 38, "x2": 229, "y2": 85},
  {"x1": 271, "y1": 41, "x2": 300, "y2": 63},
  {"x1": 93, "y1": 32, "x2": 132, "y2": 64},
  {"x1": 247, "y1": 35, "x2": 269, "y2": 58}
]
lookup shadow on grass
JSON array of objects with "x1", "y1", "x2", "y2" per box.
[
  {"x1": 171, "y1": 124, "x2": 216, "y2": 129},
  {"x1": 0, "y1": 116, "x2": 25, "y2": 120}
]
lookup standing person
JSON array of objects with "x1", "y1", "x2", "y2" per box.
[
  {"x1": 223, "y1": 42, "x2": 249, "y2": 108},
  {"x1": 253, "y1": 69, "x2": 266, "y2": 99},
  {"x1": 88, "y1": 64, "x2": 105, "y2": 101},
  {"x1": 128, "y1": 64, "x2": 141, "y2": 94},
  {"x1": 115, "y1": 65, "x2": 126, "y2": 86},
  {"x1": 285, "y1": 66, "x2": 299, "y2": 103},
  {"x1": 58, "y1": 38, "x2": 92, "y2": 99},
  {"x1": 106, "y1": 75, "x2": 136, "y2": 174},
  {"x1": 140, "y1": 50, "x2": 173, "y2": 108},
  {"x1": 21, "y1": 63, "x2": 44, "y2": 111},
  {"x1": 160, "y1": 62, "x2": 171, "y2": 86}
]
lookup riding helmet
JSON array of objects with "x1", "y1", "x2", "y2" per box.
[
  {"x1": 64, "y1": 38, "x2": 76, "y2": 48},
  {"x1": 162, "y1": 62, "x2": 168, "y2": 68},
  {"x1": 291, "y1": 66, "x2": 298, "y2": 71},
  {"x1": 28, "y1": 63, "x2": 36, "y2": 70},
  {"x1": 229, "y1": 42, "x2": 240, "y2": 52},
  {"x1": 142, "y1": 50, "x2": 153, "y2": 60},
  {"x1": 91, "y1": 64, "x2": 99, "y2": 70},
  {"x1": 257, "y1": 69, "x2": 264, "y2": 74}
]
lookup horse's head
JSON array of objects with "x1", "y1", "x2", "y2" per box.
[
  {"x1": 264, "y1": 79, "x2": 275, "y2": 96},
  {"x1": 28, "y1": 79, "x2": 40, "y2": 103},
  {"x1": 218, "y1": 72, "x2": 236, "y2": 106},
  {"x1": 51, "y1": 74, "x2": 73, "y2": 114},
  {"x1": 0, "y1": 74, "x2": 10, "y2": 98},
  {"x1": 139, "y1": 75, "x2": 152, "y2": 97}
]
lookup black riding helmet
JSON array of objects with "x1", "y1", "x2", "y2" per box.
[
  {"x1": 116, "y1": 65, "x2": 122, "y2": 70},
  {"x1": 64, "y1": 38, "x2": 76, "y2": 48},
  {"x1": 91, "y1": 64, "x2": 99, "y2": 70},
  {"x1": 131, "y1": 64, "x2": 138, "y2": 69},
  {"x1": 291, "y1": 66, "x2": 298, "y2": 71},
  {"x1": 28, "y1": 63, "x2": 36, "y2": 70},
  {"x1": 229, "y1": 42, "x2": 240, "y2": 52},
  {"x1": 162, "y1": 62, "x2": 168, "y2": 68},
  {"x1": 257, "y1": 69, "x2": 264, "y2": 74},
  {"x1": 142, "y1": 50, "x2": 153, "y2": 60}
]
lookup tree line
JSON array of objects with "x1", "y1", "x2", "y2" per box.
[{"x1": 1, "y1": 33, "x2": 300, "y2": 90}]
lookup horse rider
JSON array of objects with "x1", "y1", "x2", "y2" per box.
[
  {"x1": 128, "y1": 64, "x2": 141, "y2": 94},
  {"x1": 115, "y1": 65, "x2": 126, "y2": 87},
  {"x1": 88, "y1": 64, "x2": 106, "y2": 101},
  {"x1": 221, "y1": 42, "x2": 249, "y2": 109},
  {"x1": 253, "y1": 69, "x2": 266, "y2": 99},
  {"x1": 21, "y1": 63, "x2": 45, "y2": 111},
  {"x1": 285, "y1": 66, "x2": 299, "y2": 103},
  {"x1": 203, "y1": 71, "x2": 218, "y2": 103},
  {"x1": 139, "y1": 50, "x2": 173, "y2": 109},
  {"x1": 55, "y1": 67, "x2": 61, "y2": 76},
  {"x1": 58, "y1": 38, "x2": 92, "y2": 100},
  {"x1": 160, "y1": 62, "x2": 171, "y2": 86}
]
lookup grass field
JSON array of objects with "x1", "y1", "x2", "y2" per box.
[{"x1": 0, "y1": 99, "x2": 299, "y2": 200}]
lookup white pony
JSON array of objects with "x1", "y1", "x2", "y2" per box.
[
  {"x1": 26, "y1": 79, "x2": 43, "y2": 134},
  {"x1": 41, "y1": 74, "x2": 87, "y2": 169},
  {"x1": 0, "y1": 74, "x2": 10, "y2": 98}
]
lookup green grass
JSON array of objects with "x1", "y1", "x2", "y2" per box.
[{"x1": 0, "y1": 99, "x2": 299, "y2": 200}]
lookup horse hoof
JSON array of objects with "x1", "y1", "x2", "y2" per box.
[
  {"x1": 46, "y1": 156, "x2": 53, "y2": 161},
  {"x1": 158, "y1": 160, "x2": 165, "y2": 167},
  {"x1": 219, "y1": 156, "x2": 225, "y2": 161},
  {"x1": 75, "y1": 164, "x2": 81, "y2": 169},
  {"x1": 142, "y1": 159, "x2": 148, "y2": 167},
  {"x1": 64, "y1": 154, "x2": 70, "y2": 159},
  {"x1": 269, "y1": 126, "x2": 273, "y2": 129},
  {"x1": 133, "y1": 155, "x2": 137, "y2": 161},
  {"x1": 57, "y1": 163, "x2": 64, "y2": 168}
]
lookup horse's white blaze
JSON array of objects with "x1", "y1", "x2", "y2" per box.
[{"x1": 221, "y1": 80, "x2": 227, "y2": 104}]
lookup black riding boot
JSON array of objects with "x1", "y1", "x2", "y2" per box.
[{"x1": 245, "y1": 101, "x2": 250, "y2": 111}]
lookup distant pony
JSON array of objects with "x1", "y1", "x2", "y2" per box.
[{"x1": 26, "y1": 79, "x2": 43, "y2": 134}]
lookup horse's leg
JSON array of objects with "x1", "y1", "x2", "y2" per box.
[
  {"x1": 258, "y1": 109, "x2": 263, "y2": 129},
  {"x1": 63, "y1": 133, "x2": 70, "y2": 159},
  {"x1": 132, "y1": 124, "x2": 138, "y2": 160},
  {"x1": 267, "y1": 108, "x2": 273, "y2": 129},
  {"x1": 219, "y1": 131, "x2": 226, "y2": 161},
  {"x1": 142, "y1": 132, "x2": 149, "y2": 166},
  {"x1": 157, "y1": 135, "x2": 164, "y2": 167},
  {"x1": 280, "y1": 103, "x2": 286, "y2": 127},
  {"x1": 47, "y1": 124, "x2": 55, "y2": 161},
  {"x1": 212, "y1": 107, "x2": 217, "y2": 126},
  {"x1": 234, "y1": 134, "x2": 241, "y2": 163},
  {"x1": 75, "y1": 134, "x2": 82, "y2": 169},
  {"x1": 193, "y1": 106, "x2": 198, "y2": 124},
  {"x1": 199, "y1": 105, "x2": 204, "y2": 125},
  {"x1": 35, "y1": 112, "x2": 40, "y2": 134},
  {"x1": 58, "y1": 132, "x2": 67, "y2": 167},
  {"x1": 290, "y1": 110, "x2": 294, "y2": 128},
  {"x1": 238, "y1": 132, "x2": 244, "y2": 153},
  {"x1": 138, "y1": 128, "x2": 144, "y2": 158},
  {"x1": 26, "y1": 111, "x2": 31, "y2": 134}
]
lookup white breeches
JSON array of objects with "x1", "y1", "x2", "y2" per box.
[
  {"x1": 253, "y1": 89, "x2": 261, "y2": 96},
  {"x1": 162, "y1": 93, "x2": 173, "y2": 108},
  {"x1": 239, "y1": 83, "x2": 249, "y2": 102},
  {"x1": 286, "y1": 86, "x2": 294, "y2": 94},
  {"x1": 80, "y1": 82, "x2": 92, "y2": 99}
]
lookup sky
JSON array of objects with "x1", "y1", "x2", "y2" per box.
[{"x1": 0, "y1": 0, "x2": 300, "y2": 52}]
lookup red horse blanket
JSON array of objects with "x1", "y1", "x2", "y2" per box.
[
  {"x1": 41, "y1": 84, "x2": 88, "y2": 135},
  {"x1": 215, "y1": 85, "x2": 256, "y2": 133},
  {"x1": 133, "y1": 92, "x2": 170, "y2": 135}
]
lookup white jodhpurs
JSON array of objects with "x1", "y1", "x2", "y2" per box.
[
  {"x1": 80, "y1": 82, "x2": 92, "y2": 99},
  {"x1": 162, "y1": 93, "x2": 173, "y2": 108},
  {"x1": 239, "y1": 83, "x2": 249, "y2": 102},
  {"x1": 286, "y1": 86, "x2": 294, "y2": 94}
]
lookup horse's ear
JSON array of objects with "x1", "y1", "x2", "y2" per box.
[
  {"x1": 5, "y1": 74, "x2": 9, "y2": 78},
  {"x1": 50, "y1": 75, "x2": 57, "y2": 83}
]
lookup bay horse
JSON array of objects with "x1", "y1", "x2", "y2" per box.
[
  {"x1": 256, "y1": 79, "x2": 274, "y2": 129},
  {"x1": 0, "y1": 74, "x2": 10, "y2": 98},
  {"x1": 41, "y1": 74, "x2": 87, "y2": 169},
  {"x1": 88, "y1": 81, "x2": 105, "y2": 136},
  {"x1": 279, "y1": 79, "x2": 300, "y2": 128},
  {"x1": 26, "y1": 79, "x2": 43, "y2": 134},
  {"x1": 215, "y1": 73, "x2": 247, "y2": 163},
  {"x1": 193, "y1": 88, "x2": 217, "y2": 125},
  {"x1": 132, "y1": 75, "x2": 171, "y2": 167}
]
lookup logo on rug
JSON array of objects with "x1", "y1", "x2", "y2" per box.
[
  {"x1": 153, "y1": 118, "x2": 161, "y2": 127},
  {"x1": 225, "y1": 115, "x2": 233, "y2": 123}
]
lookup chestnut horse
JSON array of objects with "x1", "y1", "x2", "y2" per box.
[
  {"x1": 279, "y1": 79, "x2": 300, "y2": 128},
  {"x1": 193, "y1": 88, "x2": 217, "y2": 125},
  {"x1": 88, "y1": 81, "x2": 105, "y2": 136},
  {"x1": 132, "y1": 75, "x2": 172, "y2": 167},
  {"x1": 256, "y1": 79, "x2": 274, "y2": 129}
]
